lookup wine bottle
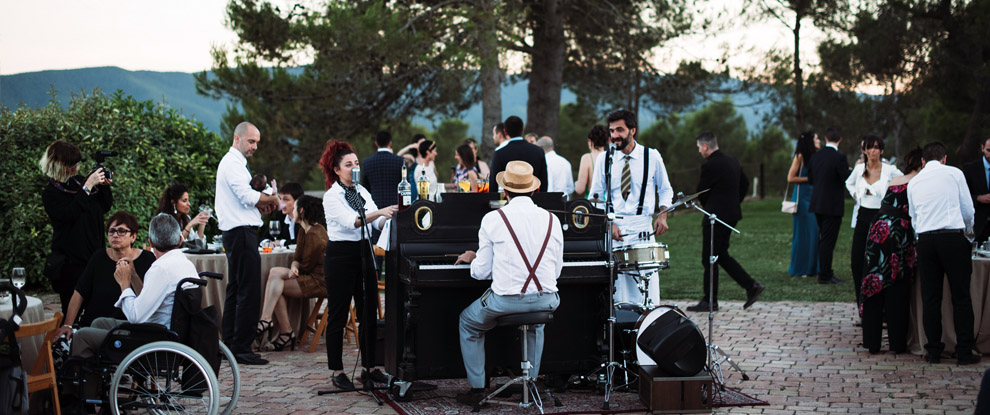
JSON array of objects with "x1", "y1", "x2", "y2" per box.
[{"x1": 398, "y1": 165, "x2": 412, "y2": 210}]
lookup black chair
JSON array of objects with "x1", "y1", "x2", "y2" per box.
[{"x1": 474, "y1": 311, "x2": 556, "y2": 414}]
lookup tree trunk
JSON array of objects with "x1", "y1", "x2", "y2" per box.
[
  {"x1": 478, "y1": 0, "x2": 502, "y2": 162},
  {"x1": 793, "y1": 10, "x2": 805, "y2": 131},
  {"x1": 525, "y1": 0, "x2": 565, "y2": 138}
]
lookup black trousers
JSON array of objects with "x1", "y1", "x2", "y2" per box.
[
  {"x1": 221, "y1": 226, "x2": 262, "y2": 355},
  {"x1": 861, "y1": 277, "x2": 910, "y2": 353},
  {"x1": 816, "y1": 214, "x2": 843, "y2": 281},
  {"x1": 851, "y1": 208, "x2": 879, "y2": 305},
  {"x1": 917, "y1": 231, "x2": 974, "y2": 357},
  {"x1": 701, "y1": 218, "x2": 755, "y2": 302},
  {"x1": 55, "y1": 259, "x2": 87, "y2": 316},
  {"x1": 324, "y1": 240, "x2": 378, "y2": 371}
]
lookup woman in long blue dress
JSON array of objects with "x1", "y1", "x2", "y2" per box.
[{"x1": 788, "y1": 132, "x2": 821, "y2": 277}]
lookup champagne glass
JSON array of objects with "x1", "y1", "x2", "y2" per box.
[{"x1": 11, "y1": 267, "x2": 26, "y2": 289}]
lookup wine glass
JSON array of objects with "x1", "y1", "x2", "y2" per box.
[
  {"x1": 199, "y1": 204, "x2": 215, "y2": 221},
  {"x1": 11, "y1": 267, "x2": 26, "y2": 289},
  {"x1": 268, "y1": 221, "x2": 280, "y2": 240}
]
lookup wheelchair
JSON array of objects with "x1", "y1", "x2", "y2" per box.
[{"x1": 58, "y1": 272, "x2": 240, "y2": 415}]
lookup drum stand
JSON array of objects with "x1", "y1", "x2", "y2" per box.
[{"x1": 684, "y1": 199, "x2": 750, "y2": 385}]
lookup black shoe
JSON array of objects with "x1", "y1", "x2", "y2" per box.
[
  {"x1": 271, "y1": 332, "x2": 296, "y2": 352},
  {"x1": 818, "y1": 276, "x2": 842, "y2": 285},
  {"x1": 234, "y1": 352, "x2": 269, "y2": 365},
  {"x1": 361, "y1": 368, "x2": 389, "y2": 384},
  {"x1": 744, "y1": 282, "x2": 764, "y2": 309},
  {"x1": 924, "y1": 353, "x2": 941, "y2": 364},
  {"x1": 958, "y1": 354, "x2": 981, "y2": 366},
  {"x1": 685, "y1": 300, "x2": 718, "y2": 312},
  {"x1": 333, "y1": 373, "x2": 356, "y2": 390},
  {"x1": 455, "y1": 388, "x2": 486, "y2": 406}
]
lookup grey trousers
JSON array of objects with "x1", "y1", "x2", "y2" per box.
[
  {"x1": 71, "y1": 317, "x2": 126, "y2": 358},
  {"x1": 458, "y1": 289, "x2": 560, "y2": 389}
]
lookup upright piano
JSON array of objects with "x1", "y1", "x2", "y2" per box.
[{"x1": 384, "y1": 192, "x2": 611, "y2": 384}]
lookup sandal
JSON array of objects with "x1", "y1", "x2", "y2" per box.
[
  {"x1": 255, "y1": 320, "x2": 273, "y2": 342},
  {"x1": 272, "y1": 332, "x2": 296, "y2": 352}
]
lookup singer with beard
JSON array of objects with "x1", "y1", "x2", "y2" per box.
[
  {"x1": 589, "y1": 110, "x2": 675, "y2": 304},
  {"x1": 319, "y1": 140, "x2": 398, "y2": 390}
]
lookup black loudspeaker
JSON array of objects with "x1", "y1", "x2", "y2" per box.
[{"x1": 636, "y1": 311, "x2": 706, "y2": 376}]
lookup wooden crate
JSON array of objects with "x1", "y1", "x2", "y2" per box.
[{"x1": 637, "y1": 365, "x2": 712, "y2": 414}]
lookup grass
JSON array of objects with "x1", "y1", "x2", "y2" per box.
[{"x1": 654, "y1": 198, "x2": 857, "y2": 303}]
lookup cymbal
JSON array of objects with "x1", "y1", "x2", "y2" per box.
[{"x1": 668, "y1": 189, "x2": 709, "y2": 209}]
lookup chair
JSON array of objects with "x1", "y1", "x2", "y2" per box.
[
  {"x1": 475, "y1": 311, "x2": 556, "y2": 414},
  {"x1": 299, "y1": 299, "x2": 359, "y2": 353},
  {"x1": 17, "y1": 311, "x2": 63, "y2": 415},
  {"x1": 377, "y1": 280, "x2": 385, "y2": 319}
]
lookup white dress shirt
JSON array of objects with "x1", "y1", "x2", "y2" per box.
[
  {"x1": 470, "y1": 196, "x2": 563, "y2": 295},
  {"x1": 283, "y1": 215, "x2": 297, "y2": 240},
  {"x1": 215, "y1": 147, "x2": 263, "y2": 231},
  {"x1": 845, "y1": 162, "x2": 903, "y2": 209},
  {"x1": 323, "y1": 181, "x2": 384, "y2": 241},
  {"x1": 588, "y1": 143, "x2": 675, "y2": 216},
  {"x1": 545, "y1": 150, "x2": 575, "y2": 196},
  {"x1": 908, "y1": 160, "x2": 975, "y2": 234},
  {"x1": 115, "y1": 249, "x2": 198, "y2": 327}
]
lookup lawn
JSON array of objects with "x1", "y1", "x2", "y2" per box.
[{"x1": 653, "y1": 198, "x2": 858, "y2": 303}]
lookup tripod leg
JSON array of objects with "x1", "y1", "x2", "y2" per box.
[{"x1": 715, "y1": 345, "x2": 749, "y2": 381}]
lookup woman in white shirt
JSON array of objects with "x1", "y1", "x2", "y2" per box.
[
  {"x1": 318, "y1": 140, "x2": 397, "y2": 391},
  {"x1": 846, "y1": 136, "x2": 902, "y2": 313},
  {"x1": 414, "y1": 140, "x2": 439, "y2": 200}
]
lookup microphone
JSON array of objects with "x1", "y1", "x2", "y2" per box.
[
  {"x1": 608, "y1": 143, "x2": 616, "y2": 154},
  {"x1": 351, "y1": 167, "x2": 361, "y2": 184}
]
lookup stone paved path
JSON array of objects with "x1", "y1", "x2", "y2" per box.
[{"x1": 41, "y1": 299, "x2": 988, "y2": 413}]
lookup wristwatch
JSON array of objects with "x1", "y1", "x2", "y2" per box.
[{"x1": 81, "y1": 185, "x2": 91, "y2": 194}]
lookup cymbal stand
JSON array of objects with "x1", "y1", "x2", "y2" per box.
[{"x1": 684, "y1": 199, "x2": 749, "y2": 385}]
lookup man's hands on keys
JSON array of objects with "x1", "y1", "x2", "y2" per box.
[{"x1": 455, "y1": 251, "x2": 476, "y2": 265}]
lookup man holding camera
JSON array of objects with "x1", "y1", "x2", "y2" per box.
[{"x1": 215, "y1": 121, "x2": 279, "y2": 365}]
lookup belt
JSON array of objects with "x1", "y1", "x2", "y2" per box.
[
  {"x1": 919, "y1": 229, "x2": 963, "y2": 236},
  {"x1": 224, "y1": 226, "x2": 259, "y2": 232}
]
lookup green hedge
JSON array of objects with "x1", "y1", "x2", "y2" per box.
[{"x1": 0, "y1": 90, "x2": 227, "y2": 288}]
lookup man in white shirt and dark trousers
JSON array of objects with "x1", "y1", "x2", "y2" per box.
[
  {"x1": 453, "y1": 161, "x2": 563, "y2": 406},
  {"x1": 70, "y1": 214, "x2": 198, "y2": 358},
  {"x1": 537, "y1": 135, "x2": 575, "y2": 198},
  {"x1": 907, "y1": 142, "x2": 979, "y2": 365},
  {"x1": 588, "y1": 109, "x2": 674, "y2": 305},
  {"x1": 215, "y1": 121, "x2": 279, "y2": 365}
]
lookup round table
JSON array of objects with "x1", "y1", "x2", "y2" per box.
[{"x1": 0, "y1": 295, "x2": 45, "y2": 368}]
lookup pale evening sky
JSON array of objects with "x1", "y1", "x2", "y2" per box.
[{"x1": 0, "y1": 0, "x2": 825, "y2": 77}]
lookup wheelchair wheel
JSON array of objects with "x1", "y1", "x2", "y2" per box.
[
  {"x1": 109, "y1": 341, "x2": 220, "y2": 415},
  {"x1": 217, "y1": 342, "x2": 240, "y2": 415}
]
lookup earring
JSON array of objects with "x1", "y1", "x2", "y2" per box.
[{"x1": 173, "y1": 204, "x2": 178, "y2": 214}]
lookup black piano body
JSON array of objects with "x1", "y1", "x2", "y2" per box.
[{"x1": 384, "y1": 192, "x2": 610, "y2": 382}]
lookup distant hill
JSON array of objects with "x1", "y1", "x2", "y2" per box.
[{"x1": 0, "y1": 66, "x2": 776, "y2": 139}]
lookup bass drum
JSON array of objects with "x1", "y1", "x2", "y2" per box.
[{"x1": 633, "y1": 305, "x2": 707, "y2": 376}]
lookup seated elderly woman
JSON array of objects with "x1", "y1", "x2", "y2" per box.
[
  {"x1": 156, "y1": 182, "x2": 209, "y2": 245},
  {"x1": 55, "y1": 211, "x2": 154, "y2": 339},
  {"x1": 256, "y1": 195, "x2": 328, "y2": 351}
]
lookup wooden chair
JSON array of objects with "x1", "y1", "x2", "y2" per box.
[
  {"x1": 377, "y1": 280, "x2": 386, "y2": 319},
  {"x1": 16, "y1": 312, "x2": 62, "y2": 415},
  {"x1": 299, "y1": 299, "x2": 359, "y2": 353}
]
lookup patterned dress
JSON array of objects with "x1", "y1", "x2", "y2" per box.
[{"x1": 861, "y1": 184, "x2": 917, "y2": 304}]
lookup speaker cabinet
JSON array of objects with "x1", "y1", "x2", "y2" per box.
[
  {"x1": 636, "y1": 309, "x2": 706, "y2": 376},
  {"x1": 637, "y1": 365, "x2": 712, "y2": 414}
]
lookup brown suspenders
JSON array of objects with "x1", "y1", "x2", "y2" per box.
[{"x1": 495, "y1": 209, "x2": 554, "y2": 294}]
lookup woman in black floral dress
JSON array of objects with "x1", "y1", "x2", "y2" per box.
[{"x1": 861, "y1": 148, "x2": 924, "y2": 354}]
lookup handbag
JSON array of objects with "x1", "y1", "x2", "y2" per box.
[{"x1": 781, "y1": 178, "x2": 799, "y2": 214}]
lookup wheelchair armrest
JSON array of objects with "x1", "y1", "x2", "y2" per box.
[
  {"x1": 180, "y1": 277, "x2": 208, "y2": 287},
  {"x1": 198, "y1": 271, "x2": 223, "y2": 280}
]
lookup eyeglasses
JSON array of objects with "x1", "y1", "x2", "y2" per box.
[{"x1": 108, "y1": 228, "x2": 133, "y2": 236}]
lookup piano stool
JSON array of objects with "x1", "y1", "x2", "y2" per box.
[{"x1": 475, "y1": 311, "x2": 560, "y2": 413}]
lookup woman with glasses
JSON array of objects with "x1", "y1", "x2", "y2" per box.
[
  {"x1": 54, "y1": 211, "x2": 153, "y2": 339},
  {"x1": 40, "y1": 140, "x2": 114, "y2": 314}
]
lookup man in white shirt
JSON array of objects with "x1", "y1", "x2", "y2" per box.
[
  {"x1": 70, "y1": 214, "x2": 198, "y2": 358},
  {"x1": 453, "y1": 161, "x2": 563, "y2": 406},
  {"x1": 215, "y1": 121, "x2": 279, "y2": 365},
  {"x1": 907, "y1": 141, "x2": 979, "y2": 365},
  {"x1": 588, "y1": 109, "x2": 674, "y2": 305},
  {"x1": 537, "y1": 135, "x2": 575, "y2": 198}
]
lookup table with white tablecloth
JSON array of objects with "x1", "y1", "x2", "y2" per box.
[
  {"x1": 185, "y1": 249, "x2": 314, "y2": 349},
  {"x1": 908, "y1": 257, "x2": 990, "y2": 355},
  {"x1": 1, "y1": 295, "x2": 45, "y2": 370}
]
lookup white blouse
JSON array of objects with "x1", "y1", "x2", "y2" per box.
[
  {"x1": 845, "y1": 162, "x2": 903, "y2": 209},
  {"x1": 322, "y1": 181, "x2": 384, "y2": 242}
]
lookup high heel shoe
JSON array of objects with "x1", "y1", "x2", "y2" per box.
[
  {"x1": 272, "y1": 332, "x2": 296, "y2": 351},
  {"x1": 255, "y1": 320, "x2": 273, "y2": 342}
]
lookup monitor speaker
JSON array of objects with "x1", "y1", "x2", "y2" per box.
[{"x1": 636, "y1": 310, "x2": 707, "y2": 376}]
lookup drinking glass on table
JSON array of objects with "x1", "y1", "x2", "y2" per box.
[
  {"x1": 268, "y1": 221, "x2": 280, "y2": 240},
  {"x1": 10, "y1": 267, "x2": 26, "y2": 289}
]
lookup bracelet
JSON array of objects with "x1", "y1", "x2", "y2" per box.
[{"x1": 62, "y1": 324, "x2": 72, "y2": 329}]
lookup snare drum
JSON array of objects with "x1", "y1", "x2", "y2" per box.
[{"x1": 613, "y1": 242, "x2": 669, "y2": 270}]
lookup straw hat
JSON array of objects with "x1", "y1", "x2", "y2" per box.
[{"x1": 495, "y1": 160, "x2": 541, "y2": 193}]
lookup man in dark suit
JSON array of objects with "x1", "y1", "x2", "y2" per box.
[
  {"x1": 963, "y1": 136, "x2": 990, "y2": 243},
  {"x1": 362, "y1": 130, "x2": 405, "y2": 243},
  {"x1": 807, "y1": 127, "x2": 850, "y2": 285},
  {"x1": 488, "y1": 116, "x2": 548, "y2": 193},
  {"x1": 686, "y1": 132, "x2": 763, "y2": 312}
]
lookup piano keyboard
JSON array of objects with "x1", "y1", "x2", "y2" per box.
[{"x1": 419, "y1": 260, "x2": 608, "y2": 270}]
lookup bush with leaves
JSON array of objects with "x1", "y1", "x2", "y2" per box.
[{"x1": 0, "y1": 89, "x2": 226, "y2": 288}]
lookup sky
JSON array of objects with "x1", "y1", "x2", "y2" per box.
[{"x1": 0, "y1": 0, "x2": 826, "y2": 77}]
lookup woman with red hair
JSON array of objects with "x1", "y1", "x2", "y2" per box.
[{"x1": 319, "y1": 139, "x2": 397, "y2": 390}]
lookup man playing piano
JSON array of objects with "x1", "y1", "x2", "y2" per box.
[{"x1": 453, "y1": 161, "x2": 564, "y2": 406}]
